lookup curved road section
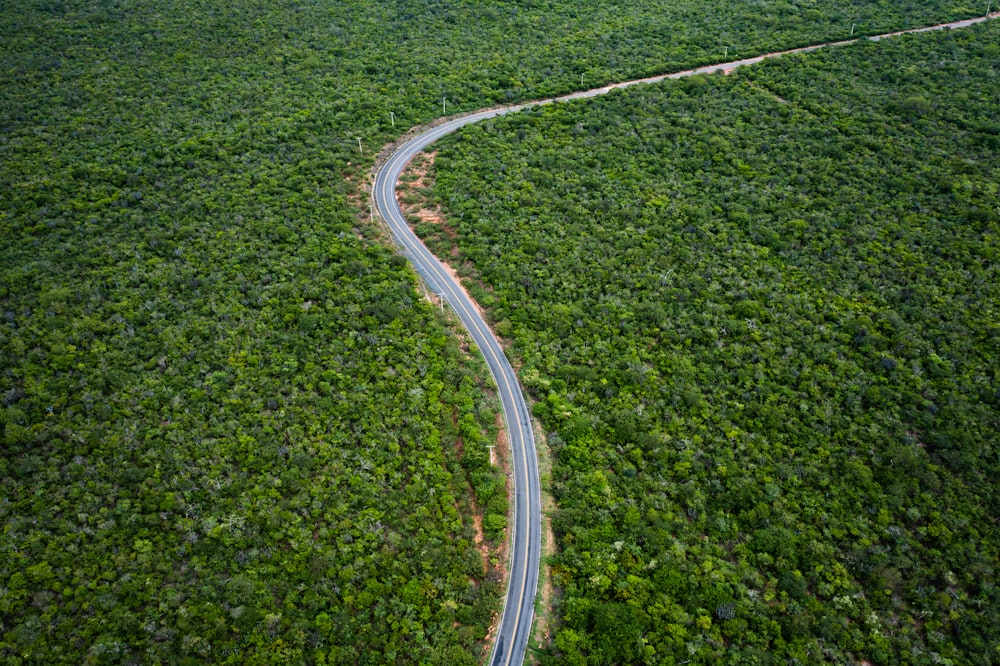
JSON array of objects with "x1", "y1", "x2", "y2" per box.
[
  {"x1": 371, "y1": 13, "x2": 996, "y2": 666},
  {"x1": 374, "y1": 108, "x2": 542, "y2": 666}
]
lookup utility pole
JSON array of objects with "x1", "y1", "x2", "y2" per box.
[
  {"x1": 442, "y1": 96, "x2": 447, "y2": 116},
  {"x1": 390, "y1": 111, "x2": 395, "y2": 128},
  {"x1": 851, "y1": 23, "x2": 856, "y2": 36},
  {"x1": 439, "y1": 293, "x2": 445, "y2": 313},
  {"x1": 487, "y1": 445, "x2": 496, "y2": 465},
  {"x1": 987, "y1": 1, "x2": 991, "y2": 15},
  {"x1": 724, "y1": 46, "x2": 728, "y2": 59},
  {"x1": 369, "y1": 202, "x2": 374, "y2": 220},
  {"x1": 356, "y1": 137, "x2": 363, "y2": 155}
]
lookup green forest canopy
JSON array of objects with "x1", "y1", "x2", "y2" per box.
[
  {"x1": 0, "y1": 0, "x2": 995, "y2": 663},
  {"x1": 425, "y1": 22, "x2": 1000, "y2": 665}
]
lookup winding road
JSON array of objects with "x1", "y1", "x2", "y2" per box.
[
  {"x1": 374, "y1": 111, "x2": 542, "y2": 666},
  {"x1": 370, "y1": 12, "x2": 997, "y2": 666}
]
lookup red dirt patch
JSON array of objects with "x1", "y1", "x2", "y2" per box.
[
  {"x1": 396, "y1": 150, "x2": 489, "y2": 320},
  {"x1": 478, "y1": 411, "x2": 513, "y2": 662}
]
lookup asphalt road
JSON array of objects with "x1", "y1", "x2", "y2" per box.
[
  {"x1": 371, "y1": 13, "x2": 996, "y2": 665},
  {"x1": 373, "y1": 108, "x2": 542, "y2": 666}
]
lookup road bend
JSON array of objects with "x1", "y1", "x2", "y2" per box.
[
  {"x1": 370, "y1": 13, "x2": 997, "y2": 665},
  {"x1": 374, "y1": 108, "x2": 542, "y2": 666}
]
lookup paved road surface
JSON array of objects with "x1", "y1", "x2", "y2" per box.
[
  {"x1": 370, "y1": 12, "x2": 996, "y2": 665},
  {"x1": 373, "y1": 109, "x2": 542, "y2": 666}
]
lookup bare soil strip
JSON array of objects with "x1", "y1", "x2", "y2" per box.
[
  {"x1": 396, "y1": 151, "x2": 488, "y2": 320},
  {"x1": 529, "y1": 430, "x2": 558, "y2": 663},
  {"x1": 479, "y1": 413, "x2": 512, "y2": 662}
]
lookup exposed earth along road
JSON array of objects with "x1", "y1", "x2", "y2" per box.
[{"x1": 370, "y1": 12, "x2": 996, "y2": 666}]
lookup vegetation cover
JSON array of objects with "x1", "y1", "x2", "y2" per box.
[
  {"x1": 0, "y1": 0, "x2": 991, "y2": 663},
  {"x1": 425, "y1": 23, "x2": 1000, "y2": 664}
]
